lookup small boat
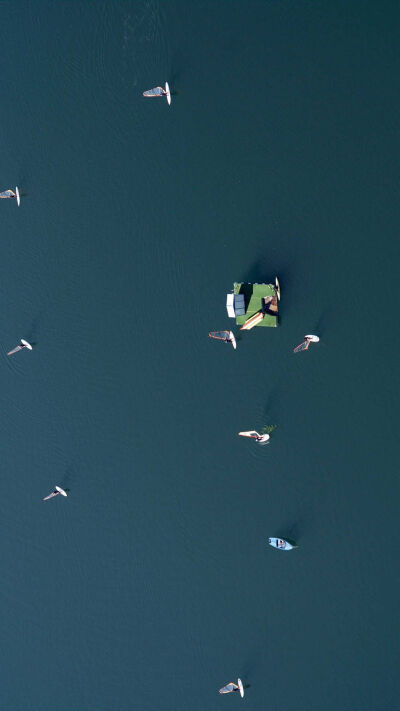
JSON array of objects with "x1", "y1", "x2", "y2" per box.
[
  {"x1": 240, "y1": 310, "x2": 264, "y2": 330},
  {"x1": 43, "y1": 485, "x2": 68, "y2": 501},
  {"x1": 238, "y1": 430, "x2": 270, "y2": 443},
  {"x1": 293, "y1": 334, "x2": 319, "y2": 353},
  {"x1": 7, "y1": 339, "x2": 33, "y2": 356},
  {"x1": 219, "y1": 678, "x2": 244, "y2": 698},
  {"x1": 268, "y1": 537, "x2": 296, "y2": 551},
  {"x1": 275, "y1": 277, "x2": 281, "y2": 301},
  {"x1": 143, "y1": 82, "x2": 171, "y2": 105},
  {"x1": 208, "y1": 330, "x2": 236, "y2": 350},
  {"x1": 0, "y1": 187, "x2": 20, "y2": 205}
]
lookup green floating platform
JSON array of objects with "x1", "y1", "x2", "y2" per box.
[{"x1": 233, "y1": 282, "x2": 278, "y2": 327}]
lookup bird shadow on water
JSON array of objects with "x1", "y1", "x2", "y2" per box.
[
  {"x1": 168, "y1": 62, "x2": 183, "y2": 90},
  {"x1": 241, "y1": 620, "x2": 271, "y2": 680},
  {"x1": 280, "y1": 504, "x2": 316, "y2": 544},
  {"x1": 312, "y1": 306, "x2": 334, "y2": 340},
  {"x1": 263, "y1": 386, "x2": 282, "y2": 422},
  {"x1": 58, "y1": 463, "x2": 78, "y2": 492},
  {"x1": 25, "y1": 312, "x2": 43, "y2": 343}
]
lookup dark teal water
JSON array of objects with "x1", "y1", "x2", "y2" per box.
[{"x1": 0, "y1": 2, "x2": 398, "y2": 710}]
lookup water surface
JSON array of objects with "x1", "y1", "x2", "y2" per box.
[{"x1": 0, "y1": 2, "x2": 398, "y2": 710}]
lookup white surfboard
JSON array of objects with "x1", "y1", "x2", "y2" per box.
[
  {"x1": 228, "y1": 331, "x2": 237, "y2": 349},
  {"x1": 165, "y1": 82, "x2": 171, "y2": 105},
  {"x1": 20, "y1": 339, "x2": 33, "y2": 350},
  {"x1": 238, "y1": 679, "x2": 244, "y2": 698},
  {"x1": 15, "y1": 186, "x2": 20, "y2": 207}
]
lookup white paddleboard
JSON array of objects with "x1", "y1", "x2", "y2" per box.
[
  {"x1": 238, "y1": 679, "x2": 244, "y2": 698},
  {"x1": 15, "y1": 186, "x2": 20, "y2": 207},
  {"x1": 165, "y1": 82, "x2": 171, "y2": 105},
  {"x1": 229, "y1": 331, "x2": 237, "y2": 349}
]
